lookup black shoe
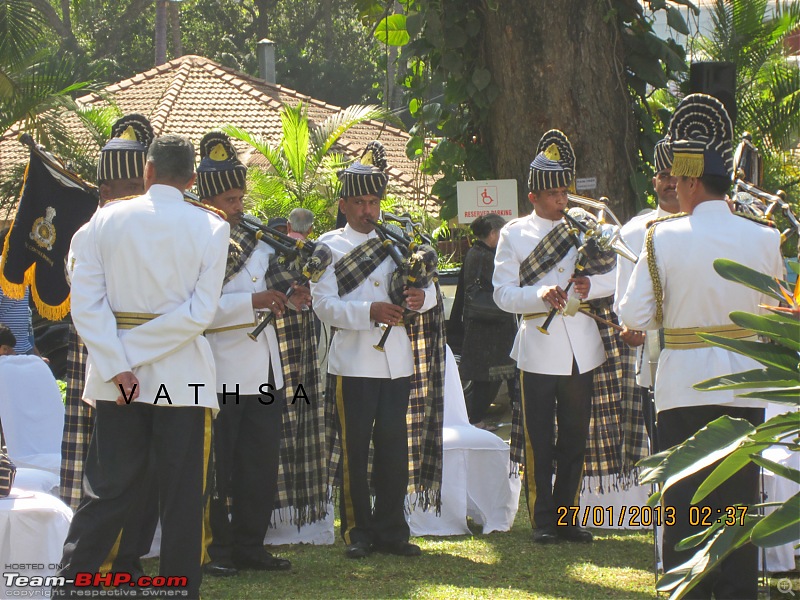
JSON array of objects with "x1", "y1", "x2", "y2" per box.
[
  {"x1": 558, "y1": 526, "x2": 594, "y2": 543},
  {"x1": 203, "y1": 561, "x2": 239, "y2": 577},
  {"x1": 345, "y1": 541, "x2": 372, "y2": 559},
  {"x1": 372, "y1": 541, "x2": 422, "y2": 557},
  {"x1": 234, "y1": 551, "x2": 292, "y2": 571},
  {"x1": 532, "y1": 527, "x2": 560, "y2": 544}
]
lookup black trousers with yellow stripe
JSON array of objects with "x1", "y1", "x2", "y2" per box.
[
  {"x1": 57, "y1": 402, "x2": 211, "y2": 599},
  {"x1": 335, "y1": 375, "x2": 411, "y2": 546},
  {"x1": 208, "y1": 391, "x2": 284, "y2": 563},
  {"x1": 520, "y1": 363, "x2": 594, "y2": 530}
]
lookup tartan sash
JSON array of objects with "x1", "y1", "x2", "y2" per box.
[
  {"x1": 223, "y1": 225, "x2": 259, "y2": 286},
  {"x1": 518, "y1": 222, "x2": 616, "y2": 287},
  {"x1": 334, "y1": 238, "x2": 390, "y2": 297},
  {"x1": 272, "y1": 309, "x2": 329, "y2": 525}
]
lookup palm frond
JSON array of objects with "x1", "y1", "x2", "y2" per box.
[
  {"x1": 311, "y1": 104, "x2": 400, "y2": 160},
  {"x1": 280, "y1": 102, "x2": 310, "y2": 190},
  {"x1": 223, "y1": 124, "x2": 290, "y2": 179}
]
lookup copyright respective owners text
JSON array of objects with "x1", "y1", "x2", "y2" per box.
[{"x1": 3, "y1": 569, "x2": 189, "y2": 597}]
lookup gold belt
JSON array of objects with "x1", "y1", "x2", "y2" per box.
[
  {"x1": 205, "y1": 322, "x2": 256, "y2": 335},
  {"x1": 663, "y1": 325, "x2": 756, "y2": 349},
  {"x1": 114, "y1": 312, "x2": 161, "y2": 329},
  {"x1": 523, "y1": 302, "x2": 591, "y2": 320}
]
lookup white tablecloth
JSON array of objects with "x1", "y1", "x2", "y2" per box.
[
  {"x1": 0, "y1": 489, "x2": 72, "y2": 596},
  {"x1": 406, "y1": 346, "x2": 521, "y2": 536}
]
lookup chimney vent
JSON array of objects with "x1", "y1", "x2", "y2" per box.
[{"x1": 257, "y1": 39, "x2": 276, "y2": 84}]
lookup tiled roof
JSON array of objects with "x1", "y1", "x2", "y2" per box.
[{"x1": 1, "y1": 55, "x2": 437, "y2": 215}]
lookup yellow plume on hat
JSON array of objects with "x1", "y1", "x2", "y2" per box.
[
  {"x1": 209, "y1": 142, "x2": 230, "y2": 162},
  {"x1": 120, "y1": 126, "x2": 138, "y2": 141},
  {"x1": 544, "y1": 143, "x2": 561, "y2": 162}
]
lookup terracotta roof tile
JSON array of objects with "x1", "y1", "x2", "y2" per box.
[{"x1": 1, "y1": 55, "x2": 440, "y2": 215}]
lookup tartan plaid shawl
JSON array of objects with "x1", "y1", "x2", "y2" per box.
[
  {"x1": 334, "y1": 237, "x2": 390, "y2": 297},
  {"x1": 518, "y1": 222, "x2": 616, "y2": 287},
  {"x1": 324, "y1": 243, "x2": 445, "y2": 513},
  {"x1": 223, "y1": 225, "x2": 258, "y2": 285},
  {"x1": 265, "y1": 253, "x2": 330, "y2": 526},
  {"x1": 60, "y1": 324, "x2": 93, "y2": 509},
  {"x1": 510, "y1": 226, "x2": 645, "y2": 490}
]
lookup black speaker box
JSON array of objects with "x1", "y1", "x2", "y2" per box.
[{"x1": 689, "y1": 62, "x2": 737, "y2": 128}]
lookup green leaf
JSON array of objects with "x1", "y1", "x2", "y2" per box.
[
  {"x1": 658, "y1": 516, "x2": 758, "y2": 597},
  {"x1": 442, "y1": 23, "x2": 467, "y2": 48},
  {"x1": 692, "y1": 411, "x2": 800, "y2": 502},
  {"x1": 736, "y1": 388, "x2": 800, "y2": 404},
  {"x1": 406, "y1": 11, "x2": 424, "y2": 38},
  {"x1": 729, "y1": 311, "x2": 800, "y2": 351},
  {"x1": 750, "y1": 454, "x2": 800, "y2": 485},
  {"x1": 694, "y1": 367, "x2": 799, "y2": 391},
  {"x1": 638, "y1": 417, "x2": 755, "y2": 495},
  {"x1": 666, "y1": 6, "x2": 690, "y2": 35},
  {"x1": 712, "y1": 259, "x2": 789, "y2": 303},
  {"x1": 751, "y1": 492, "x2": 800, "y2": 547},
  {"x1": 696, "y1": 334, "x2": 799, "y2": 373},
  {"x1": 471, "y1": 68, "x2": 491, "y2": 91},
  {"x1": 409, "y1": 97, "x2": 422, "y2": 117},
  {"x1": 405, "y1": 136, "x2": 424, "y2": 161},
  {"x1": 374, "y1": 14, "x2": 410, "y2": 47}
]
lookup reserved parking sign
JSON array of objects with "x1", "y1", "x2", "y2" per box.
[{"x1": 456, "y1": 179, "x2": 518, "y2": 224}]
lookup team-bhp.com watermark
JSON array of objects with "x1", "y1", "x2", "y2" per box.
[{"x1": 3, "y1": 569, "x2": 188, "y2": 597}]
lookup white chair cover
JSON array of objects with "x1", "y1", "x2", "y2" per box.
[
  {"x1": 0, "y1": 489, "x2": 72, "y2": 597},
  {"x1": 407, "y1": 345, "x2": 520, "y2": 536},
  {"x1": 0, "y1": 355, "x2": 64, "y2": 475}
]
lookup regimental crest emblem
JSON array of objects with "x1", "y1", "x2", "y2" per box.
[{"x1": 30, "y1": 206, "x2": 57, "y2": 251}]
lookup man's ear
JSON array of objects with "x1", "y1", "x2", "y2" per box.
[
  {"x1": 184, "y1": 172, "x2": 197, "y2": 191},
  {"x1": 528, "y1": 191, "x2": 536, "y2": 206}
]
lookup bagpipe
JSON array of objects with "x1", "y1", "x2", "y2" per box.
[
  {"x1": 367, "y1": 211, "x2": 438, "y2": 352},
  {"x1": 537, "y1": 194, "x2": 639, "y2": 335},
  {"x1": 731, "y1": 133, "x2": 799, "y2": 253},
  {"x1": 237, "y1": 214, "x2": 330, "y2": 341}
]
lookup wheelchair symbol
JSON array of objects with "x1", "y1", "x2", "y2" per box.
[{"x1": 478, "y1": 187, "x2": 498, "y2": 207}]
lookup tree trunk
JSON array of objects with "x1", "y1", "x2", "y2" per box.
[
  {"x1": 253, "y1": 0, "x2": 279, "y2": 40},
  {"x1": 480, "y1": 0, "x2": 638, "y2": 220},
  {"x1": 169, "y1": 1, "x2": 183, "y2": 58},
  {"x1": 155, "y1": 0, "x2": 168, "y2": 66}
]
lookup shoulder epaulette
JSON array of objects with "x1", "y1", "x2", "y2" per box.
[
  {"x1": 734, "y1": 211, "x2": 776, "y2": 228},
  {"x1": 184, "y1": 197, "x2": 227, "y2": 220},
  {"x1": 506, "y1": 216, "x2": 527, "y2": 227},
  {"x1": 103, "y1": 194, "x2": 139, "y2": 207},
  {"x1": 645, "y1": 212, "x2": 688, "y2": 229}
]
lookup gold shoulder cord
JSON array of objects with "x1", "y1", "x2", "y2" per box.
[
  {"x1": 644, "y1": 213, "x2": 688, "y2": 324},
  {"x1": 733, "y1": 211, "x2": 775, "y2": 228}
]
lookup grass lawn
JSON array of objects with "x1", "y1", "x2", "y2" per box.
[{"x1": 142, "y1": 491, "x2": 798, "y2": 599}]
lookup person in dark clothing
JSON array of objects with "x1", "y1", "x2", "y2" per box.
[{"x1": 454, "y1": 214, "x2": 517, "y2": 430}]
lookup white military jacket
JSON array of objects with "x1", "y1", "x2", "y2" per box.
[
  {"x1": 205, "y1": 239, "x2": 284, "y2": 394},
  {"x1": 70, "y1": 184, "x2": 230, "y2": 409},
  {"x1": 311, "y1": 225, "x2": 437, "y2": 379},
  {"x1": 613, "y1": 206, "x2": 670, "y2": 388},
  {"x1": 619, "y1": 200, "x2": 784, "y2": 413},
  {"x1": 492, "y1": 212, "x2": 616, "y2": 376}
]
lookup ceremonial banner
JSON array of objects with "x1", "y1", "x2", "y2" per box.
[{"x1": 0, "y1": 141, "x2": 99, "y2": 320}]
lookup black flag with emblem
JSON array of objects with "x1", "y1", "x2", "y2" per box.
[{"x1": 0, "y1": 139, "x2": 99, "y2": 320}]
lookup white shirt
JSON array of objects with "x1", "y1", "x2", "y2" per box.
[
  {"x1": 311, "y1": 225, "x2": 437, "y2": 379},
  {"x1": 492, "y1": 212, "x2": 616, "y2": 375},
  {"x1": 69, "y1": 184, "x2": 230, "y2": 409},
  {"x1": 205, "y1": 240, "x2": 284, "y2": 394},
  {"x1": 613, "y1": 206, "x2": 670, "y2": 387},
  {"x1": 619, "y1": 200, "x2": 784, "y2": 413}
]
